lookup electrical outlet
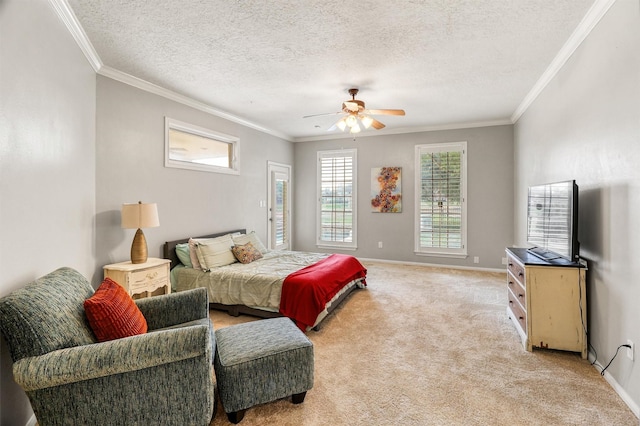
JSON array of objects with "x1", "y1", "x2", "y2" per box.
[
  {"x1": 627, "y1": 340, "x2": 634, "y2": 361},
  {"x1": 502, "y1": 257, "x2": 508, "y2": 265},
  {"x1": 473, "y1": 256, "x2": 479, "y2": 264},
  {"x1": 378, "y1": 241, "x2": 383, "y2": 249}
]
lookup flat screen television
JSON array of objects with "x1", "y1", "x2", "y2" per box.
[{"x1": 526, "y1": 180, "x2": 579, "y2": 262}]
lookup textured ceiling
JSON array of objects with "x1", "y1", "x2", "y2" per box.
[{"x1": 66, "y1": 0, "x2": 596, "y2": 141}]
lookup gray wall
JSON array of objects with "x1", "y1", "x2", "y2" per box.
[
  {"x1": 2, "y1": 0, "x2": 638, "y2": 423},
  {"x1": 94, "y1": 77, "x2": 294, "y2": 284},
  {"x1": 0, "y1": 1, "x2": 97, "y2": 425},
  {"x1": 0, "y1": 3, "x2": 293, "y2": 424},
  {"x1": 514, "y1": 0, "x2": 639, "y2": 410},
  {"x1": 294, "y1": 125, "x2": 514, "y2": 269}
]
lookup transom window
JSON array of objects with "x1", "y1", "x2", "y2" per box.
[
  {"x1": 414, "y1": 142, "x2": 467, "y2": 257},
  {"x1": 317, "y1": 149, "x2": 357, "y2": 250},
  {"x1": 164, "y1": 117, "x2": 239, "y2": 175}
]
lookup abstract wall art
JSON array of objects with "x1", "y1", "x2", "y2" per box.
[{"x1": 371, "y1": 167, "x2": 402, "y2": 213}]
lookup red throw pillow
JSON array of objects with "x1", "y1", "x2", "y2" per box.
[{"x1": 84, "y1": 278, "x2": 148, "y2": 342}]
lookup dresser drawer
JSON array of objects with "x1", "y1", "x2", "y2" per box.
[
  {"x1": 507, "y1": 271, "x2": 526, "y2": 310},
  {"x1": 507, "y1": 255, "x2": 525, "y2": 285},
  {"x1": 508, "y1": 290, "x2": 527, "y2": 334}
]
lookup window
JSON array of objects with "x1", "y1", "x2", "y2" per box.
[
  {"x1": 415, "y1": 142, "x2": 467, "y2": 257},
  {"x1": 165, "y1": 117, "x2": 239, "y2": 174},
  {"x1": 317, "y1": 149, "x2": 357, "y2": 249},
  {"x1": 274, "y1": 178, "x2": 288, "y2": 246}
]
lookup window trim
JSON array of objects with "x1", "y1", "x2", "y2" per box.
[
  {"x1": 164, "y1": 117, "x2": 239, "y2": 175},
  {"x1": 414, "y1": 141, "x2": 467, "y2": 258},
  {"x1": 316, "y1": 149, "x2": 357, "y2": 250}
]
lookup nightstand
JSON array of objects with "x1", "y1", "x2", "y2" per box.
[{"x1": 103, "y1": 258, "x2": 171, "y2": 299}]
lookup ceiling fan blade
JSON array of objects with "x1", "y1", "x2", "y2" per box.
[
  {"x1": 302, "y1": 111, "x2": 342, "y2": 119},
  {"x1": 370, "y1": 118, "x2": 386, "y2": 130},
  {"x1": 365, "y1": 109, "x2": 405, "y2": 116}
]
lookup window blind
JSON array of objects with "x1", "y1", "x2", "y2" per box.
[
  {"x1": 274, "y1": 178, "x2": 288, "y2": 247},
  {"x1": 317, "y1": 150, "x2": 357, "y2": 248},
  {"x1": 415, "y1": 143, "x2": 467, "y2": 256}
]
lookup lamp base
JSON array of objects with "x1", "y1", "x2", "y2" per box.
[{"x1": 131, "y1": 228, "x2": 148, "y2": 264}]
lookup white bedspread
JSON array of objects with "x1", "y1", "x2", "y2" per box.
[{"x1": 172, "y1": 250, "x2": 330, "y2": 311}]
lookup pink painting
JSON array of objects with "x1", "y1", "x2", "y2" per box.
[{"x1": 371, "y1": 167, "x2": 402, "y2": 213}]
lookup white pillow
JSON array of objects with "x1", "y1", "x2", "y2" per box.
[
  {"x1": 188, "y1": 234, "x2": 233, "y2": 270},
  {"x1": 195, "y1": 235, "x2": 236, "y2": 271},
  {"x1": 188, "y1": 238, "x2": 202, "y2": 270},
  {"x1": 232, "y1": 231, "x2": 268, "y2": 254}
]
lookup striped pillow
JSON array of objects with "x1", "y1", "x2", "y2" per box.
[
  {"x1": 84, "y1": 278, "x2": 147, "y2": 342},
  {"x1": 195, "y1": 236, "x2": 237, "y2": 271}
]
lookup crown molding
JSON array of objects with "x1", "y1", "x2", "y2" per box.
[
  {"x1": 47, "y1": 0, "x2": 510, "y2": 143},
  {"x1": 48, "y1": 0, "x2": 102, "y2": 72},
  {"x1": 292, "y1": 118, "x2": 513, "y2": 143},
  {"x1": 48, "y1": 0, "x2": 292, "y2": 141},
  {"x1": 97, "y1": 66, "x2": 291, "y2": 140},
  {"x1": 51, "y1": 0, "x2": 611, "y2": 141},
  {"x1": 511, "y1": 0, "x2": 617, "y2": 123}
]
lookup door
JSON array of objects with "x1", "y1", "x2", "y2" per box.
[{"x1": 268, "y1": 162, "x2": 292, "y2": 250}]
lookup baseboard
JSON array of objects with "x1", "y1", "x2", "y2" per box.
[
  {"x1": 357, "y1": 257, "x2": 505, "y2": 273},
  {"x1": 589, "y1": 351, "x2": 640, "y2": 419},
  {"x1": 26, "y1": 414, "x2": 37, "y2": 426}
]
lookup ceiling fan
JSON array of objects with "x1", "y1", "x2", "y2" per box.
[{"x1": 303, "y1": 88, "x2": 405, "y2": 134}]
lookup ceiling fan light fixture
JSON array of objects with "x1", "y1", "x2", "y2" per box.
[
  {"x1": 306, "y1": 88, "x2": 404, "y2": 134},
  {"x1": 360, "y1": 115, "x2": 373, "y2": 129}
]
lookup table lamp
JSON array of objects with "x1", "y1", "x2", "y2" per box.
[{"x1": 121, "y1": 201, "x2": 159, "y2": 264}]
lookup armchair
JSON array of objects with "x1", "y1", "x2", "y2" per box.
[{"x1": 0, "y1": 267, "x2": 216, "y2": 426}]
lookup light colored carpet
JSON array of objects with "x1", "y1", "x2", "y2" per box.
[{"x1": 208, "y1": 261, "x2": 637, "y2": 425}]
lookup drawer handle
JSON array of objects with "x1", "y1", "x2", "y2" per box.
[
  {"x1": 146, "y1": 272, "x2": 159, "y2": 280},
  {"x1": 518, "y1": 272, "x2": 523, "y2": 277},
  {"x1": 508, "y1": 263, "x2": 513, "y2": 267},
  {"x1": 518, "y1": 316, "x2": 524, "y2": 321},
  {"x1": 518, "y1": 293, "x2": 524, "y2": 299},
  {"x1": 509, "y1": 300, "x2": 513, "y2": 305},
  {"x1": 508, "y1": 281, "x2": 514, "y2": 286}
]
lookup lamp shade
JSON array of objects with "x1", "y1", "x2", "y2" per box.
[{"x1": 121, "y1": 202, "x2": 159, "y2": 229}]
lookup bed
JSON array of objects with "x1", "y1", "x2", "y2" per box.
[{"x1": 163, "y1": 229, "x2": 367, "y2": 330}]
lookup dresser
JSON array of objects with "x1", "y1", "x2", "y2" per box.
[
  {"x1": 103, "y1": 258, "x2": 171, "y2": 299},
  {"x1": 506, "y1": 248, "x2": 587, "y2": 359}
]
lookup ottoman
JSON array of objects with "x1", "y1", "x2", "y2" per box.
[{"x1": 214, "y1": 317, "x2": 314, "y2": 423}]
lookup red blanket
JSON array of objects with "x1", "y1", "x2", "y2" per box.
[{"x1": 279, "y1": 254, "x2": 367, "y2": 331}]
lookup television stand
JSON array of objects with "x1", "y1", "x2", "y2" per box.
[{"x1": 505, "y1": 247, "x2": 587, "y2": 358}]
